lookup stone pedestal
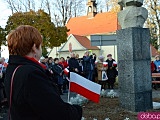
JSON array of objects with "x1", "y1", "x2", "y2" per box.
[{"x1": 116, "y1": 27, "x2": 153, "y2": 112}]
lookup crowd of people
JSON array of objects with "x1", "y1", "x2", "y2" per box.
[
  {"x1": 0, "y1": 25, "x2": 158, "y2": 119},
  {"x1": 0, "y1": 50, "x2": 119, "y2": 113},
  {"x1": 39, "y1": 51, "x2": 118, "y2": 94},
  {"x1": 151, "y1": 55, "x2": 160, "y2": 89},
  {"x1": 0, "y1": 25, "x2": 119, "y2": 120},
  {"x1": 0, "y1": 57, "x2": 8, "y2": 109},
  {"x1": 152, "y1": 55, "x2": 160, "y2": 73}
]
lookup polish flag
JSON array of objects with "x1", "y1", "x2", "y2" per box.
[
  {"x1": 103, "y1": 62, "x2": 108, "y2": 67},
  {"x1": 113, "y1": 61, "x2": 117, "y2": 67},
  {"x1": 95, "y1": 61, "x2": 98, "y2": 64},
  {"x1": 70, "y1": 72, "x2": 101, "y2": 103},
  {"x1": 64, "y1": 68, "x2": 69, "y2": 75}
]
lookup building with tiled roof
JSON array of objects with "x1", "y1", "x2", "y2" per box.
[
  {"x1": 48, "y1": 0, "x2": 119, "y2": 58},
  {"x1": 66, "y1": 12, "x2": 119, "y2": 36},
  {"x1": 73, "y1": 34, "x2": 99, "y2": 50},
  {"x1": 48, "y1": 34, "x2": 100, "y2": 59},
  {"x1": 48, "y1": 0, "x2": 156, "y2": 60},
  {"x1": 59, "y1": 34, "x2": 99, "y2": 51}
]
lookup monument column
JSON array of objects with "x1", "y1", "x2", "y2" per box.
[{"x1": 117, "y1": 0, "x2": 153, "y2": 112}]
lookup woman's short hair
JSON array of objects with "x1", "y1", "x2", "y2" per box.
[{"x1": 7, "y1": 25, "x2": 42, "y2": 56}]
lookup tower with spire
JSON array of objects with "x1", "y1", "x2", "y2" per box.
[{"x1": 87, "y1": 0, "x2": 97, "y2": 18}]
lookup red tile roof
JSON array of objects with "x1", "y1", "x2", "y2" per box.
[
  {"x1": 66, "y1": 12, "x2": 119, "y2": 36},
  {"x1": 151, "y1": 45, "x2": 159, "y2": 57},
  {"x1": 73, "y1": 34, "x2": 99, "y2": 50}
]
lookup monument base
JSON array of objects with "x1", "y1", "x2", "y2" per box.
[{"x1": 117, "y1": 27, "x2": 153, "y2": 112}]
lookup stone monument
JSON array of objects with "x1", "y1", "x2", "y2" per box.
[
  {"x1": 118, "y1": 0, "x2": 148, "y2": 29},
  {"x1": 117, "y1": 0, "x2": 153, "y2": 112}
]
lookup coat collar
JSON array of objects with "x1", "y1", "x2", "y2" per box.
[{"x1": 8, "y1": 55, "x2": 46, "y2": 70}]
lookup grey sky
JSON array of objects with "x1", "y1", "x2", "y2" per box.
[{"x1": 0, "y1": 0, "x2": 12, "y2": 28}]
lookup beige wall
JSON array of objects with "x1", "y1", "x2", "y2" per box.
[
  {"x1": 97, "y1": 45, "x2": 117, "y2": 61},
  {"x1": 56, "y1": 50, "x2": 100, "y2": 59},
  {"x1": 85, "y1": 35, "x2": 118, "y2": 61},
  {"x1": 48, "y1": 34, "x2": 118, "y2": 61},
  {"x1": 48, "y1": 46, "x2": 61, "y2": 58},
  {"x1": 61, "y1": 36, "x2": 85, "y2": 51},
  {"x1": 48, "y1": 45, "x2": 117, "y2": 61}
]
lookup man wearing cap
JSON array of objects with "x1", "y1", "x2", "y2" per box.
[{"x1": 106, "y1": 54, "x2": 118, "y2": 89}]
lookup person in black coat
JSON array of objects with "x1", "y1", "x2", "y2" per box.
[
  {"x1": 52, "y1": 58, "x2": 64, "y2": 95},
  {"x1": 68, "y1": 53, "x2": 80, "y2": 74},
  {"x1": 106, "y1": 54, "x2": 118, "y2": 89},
  {"x1": 4, "y1": 25, "x2": 82, "y2": 120},
  {"x1": 83, "y1": 51, "x2": 96, "y2": 81},
  {"x1": 0, "y1": 58, "x2": 7, "y2": 107}
]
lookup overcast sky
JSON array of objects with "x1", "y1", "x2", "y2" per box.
[
  {"x1": 0, "y1": 0, "x2": 12, "y2": 28},
  {"x1": 0, "y1": 0, "x2": 107, "y2": 28}
]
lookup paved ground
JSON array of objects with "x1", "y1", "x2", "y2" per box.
[{"x1": 0, "y1": 89, "x2": 159, "y2": 120}]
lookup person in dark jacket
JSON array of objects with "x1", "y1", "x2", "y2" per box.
[
  {"x1": 52, "y1": 58, "x2": 64, "y2": 95},
  {"x1": 68, "y1": 52, "x2": 80, "y2": 74},
  {"x1": 154, "y1": 55, "x2": 160, "y2": 73},
  {"x1": 4, "y1": 25, "x2": 82, "y2": 120},
  {"x1": 106, "y1": 54, "x2": 118, "y2": 89},
  {"x1": 83, "y1": 51, "x2": 96, "y2": 81},
  {"x1": 59, "y1": 57, "x2": 69, "y2": 93},
  {"x1": 45, "y1": 57, "x2": 55, "y2": 82},
  {"x1": 75, "y1": 54, "x2": 84, "y2": 77},
  {"x1": 0, "y1": 58, "x2": 7, "y2": 107}
]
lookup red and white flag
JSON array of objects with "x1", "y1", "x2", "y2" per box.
[
  {"x1": 95, "y1": 61, "x2": 98, "y2": 64},
  {"x1": 103, "y1": 62, "x2": 108, "y2": 67},
  {"x1": 70, "y1": 72, "x2": 101, "y2": 103},
  {"x1": 64, "y1": 68, "x2": 69, "y2": 75},
  {"x1": 113, "y1": 61, "x2": 117, "y2": 67}
]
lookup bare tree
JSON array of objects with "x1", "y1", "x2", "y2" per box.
[
  {"x1": 144, "y1": 0, "x2": 160, "y2": 47},
  {"x1": 103, "y1": 0, "x2": 120, "y2": 12},
  {"x1": 5, "y1": 0, "x2": 86, "y2": 26},
  {"x1": 45, "y1": 0, "x2": 51, "y2": 16},
  {"x1": 96, "y1": 0, "x2": 105, "y2": 12},
  {"x1": 52, "y1": 0, "x2": 71, "y2": 26},
  {"x1": 5, "y1": 0, "x2": 37, "y2": 13},
  {"x1": 105, "y1": 0, "x2": 110, "y2": 12},
  {"x1": 52, "y1": 0, "x2": 86, "y2": 26},
  {"x1": 96, "y1": 0, "x2": 120, "y2": 13},
  {"x1": 6, "y1": 0, "x2": 19, "y2": 14},
  {"x1": 71, "y1": 0, "x2": 85, "y2": 17}
]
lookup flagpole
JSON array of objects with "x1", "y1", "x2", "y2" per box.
[{"x1": 66, "y1": 77, "x2": 71, "y2": 103}]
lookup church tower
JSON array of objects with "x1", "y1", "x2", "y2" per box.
[{"x1": 87, "y1": 0, "x2": 97, "y2": 18}]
